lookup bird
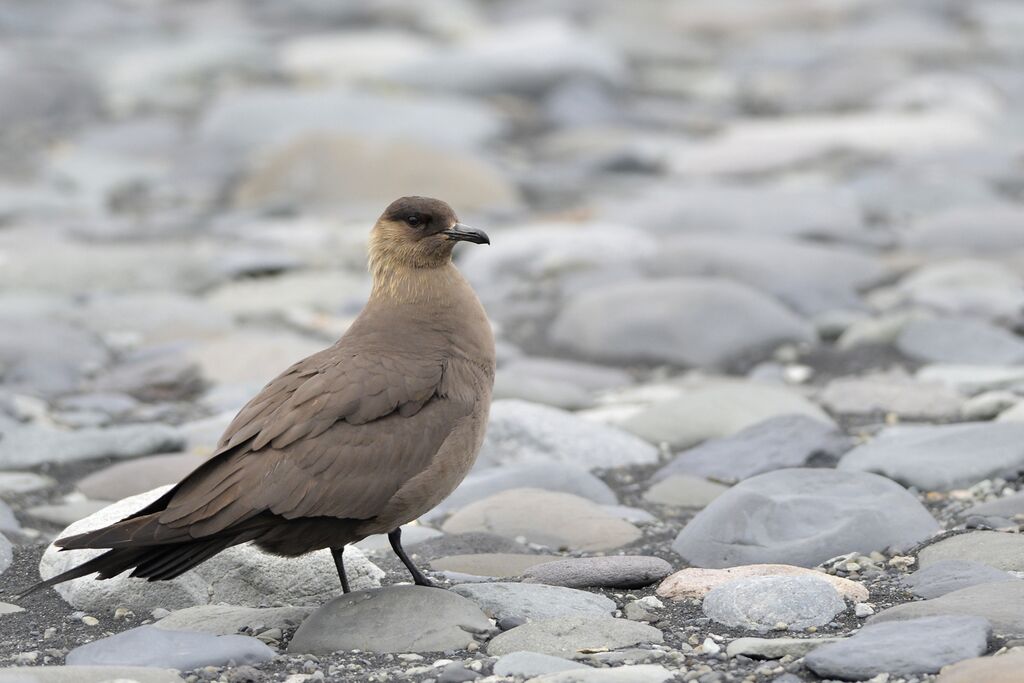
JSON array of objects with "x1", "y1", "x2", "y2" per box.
[{"x1": 21, "y1": 196, "x2": 495, "y2": 597}]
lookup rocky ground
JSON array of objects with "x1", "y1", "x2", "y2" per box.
[{"x1": 2, "y1": 0, "x2": 1024, "y2": 682}]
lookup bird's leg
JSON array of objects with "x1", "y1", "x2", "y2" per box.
[
  {"x1": 388, "y1": 527, "x2": 435, "y2": 587},
  {"x1": 331, "y1": 546, "x2": 350, "y2": 594}
]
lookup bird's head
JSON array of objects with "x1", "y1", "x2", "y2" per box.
[{"x1": 369, "y1": 196, "x2": 489, "y2": 275}]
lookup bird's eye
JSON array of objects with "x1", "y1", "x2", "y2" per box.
[{"x1": 406, "y1": 215, "x2": 422, "y2": 227}]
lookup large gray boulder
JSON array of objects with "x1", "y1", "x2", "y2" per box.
[{"x1": 672, "y1": 468, "x2": 939, "y2": 568}]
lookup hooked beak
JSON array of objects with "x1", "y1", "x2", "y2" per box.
[{"x1": 442, "y1": 223, "x2": 490, "y2": 245}]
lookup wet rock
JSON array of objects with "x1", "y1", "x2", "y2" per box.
[
  {"x1": 477, "y1": 400, "x2": 658, "y2": 470},
  {"x1": 442, "y1": 489, "x2": 641, "y2": 552},
  {"x1": 805, "y1": 616, "x2": 991, "y2": 680},
  {"x1": 550, "y1": 278, "x2": 814, "y2": 369},
  {"x1": 424, "y1": 461, "x2": 617, "y2": 523},
  {"x1": 487, "y1": 616, "x2": 663, "y2": 657},
  {"x1": 672, "y1": 468, "x2": 939, "y2": 568},
  {"x1": 288, "y1": 586, "x2": 491, "y2": 654},
  {"x1": 869, "y1": 581, "x2": 1024, "y2": 637},
  {"x1": 0, "y1": 422, "x2": 184, "y2": 468},
  {"x1": 621, "y1": 379, "x2": 831, "y2": 450},
  {"x1": 66, "y1": 625, "x2": 273, "y2": 669},
  {"x1": 657, "y1": 564, "x2": 868, "y2": 603},
  {"x1": 521, "y1": 556, "x2": 673, "y2": 590},
  {"x1": 702, "y1": 575, "x2": 847, "y2": 631},
  {"x1": 653, "y1": 414, "x2": 850, "y2": 484},
  {"x1": 897, "y1": 317, "x2": 1024, "y2": 365},
  {"x1": 917, "y1": 531, "x2": 1024, "y2": 572},
  {"x1": 76, "y1": 453, "x2": 206, "y2": 501},
  {"x1": 902, "y1": 559, "x2": 1018, "y2": 599},
  {"x1": 452, "y1": 582, "x2": 615, "y2": 622},
  {"x1": 839, "y1": 422, "x2": 1024, "y2": 491}
]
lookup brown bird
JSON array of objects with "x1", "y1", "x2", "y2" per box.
[{"x1": 22, "y1": 196, "x2": 495, "y2": 597}]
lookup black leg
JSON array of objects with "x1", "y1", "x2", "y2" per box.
[
  {"x1": 331, "y1": 546, "x2": 350, "y2": 593},
  {"x1": 388, "y1": 527, "x2": 435, "y2": 587}
]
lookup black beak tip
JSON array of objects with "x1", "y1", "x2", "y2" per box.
[{"x1": 444, "y1": 225, "x2": 490, "y2": 245}]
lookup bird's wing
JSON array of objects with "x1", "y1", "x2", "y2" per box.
[{"x1": 150, "y1": 340, "x2": 472, "y2": 537}]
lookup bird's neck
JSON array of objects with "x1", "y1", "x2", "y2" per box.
[{"x1": 369, "y1": 260, "x2": 463, "y2": 307}]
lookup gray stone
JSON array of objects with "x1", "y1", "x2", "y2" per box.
[
  {"x1": 0, "y1": 499, "x2": 18, "y2": 534},
  {"x1": 0, "y1": 602, "x2": 23, "y2": 617},
  {"x1": 702, "y1": 575, "x2": 846, "y2": 632},
  {"x1": 91, "y1": 352, "x2": 204, "y2": 403},
  {"x1": 521, "y1": 556, "x2": 673, "y2": 590},
  {"x1": 0, "y1": 667, "x2": 184, "y2": 683},
  {"x1": 424, "y1": 461, "x2": 617, "y2": 523},
  {"x1": 918, "y1": 532, "x2": 1024, "y2": 572},
  {"x1": 41, "y1": 486, "x2": 383, "y2": 612},
  {"x1": 452, "y1": 582, "x2": 615, "y2": 622},
  {"x1": 529, "y1": 666, "x2": 674, "y2": 683},
  {"x1": 621, "y1": 380, "x2": 831, "y2": 450},
  {"x1": 805, "y1": 616, "x2": 992, "y2": 680},
  {"x1": 493, "y1": 651, "x2": 589, "y2": 677},
  {"x1": 154, "y1": 604, "x2": 313, "y2": 635},
  {"x1": 0, "y1": 470, "x2": 55, "y2": 494},
  {"x1": 66, "y1": 625, "x2": 273, "y2": 669},
  {"x1": 288, "y1": 585, "x2": 491, "y2": 654},
  {"x1": 839, "y1": 422, "x2": 1024, "y2": 491},
  {"x1": 476, "y1": 400, "x2": 658, "y2": 470},
  {"x1": 819, "y1": 374, "x2": 964, "y2": 421},
  {"x1": 0, "y1": 316, "x2": 108, "y2": 397},
  {"x1": 430, "y1": 554, "x2": 560, "y2": 578},
  {"x1": 442, "y1": 489, "x2": 642, "y2": 552},
  {"x1": 653, "y1": 414, "x2": 850, "y2": 484},
  {"x1": 892, "y1": 259, "x2": 1024, "y2": 322},
  {"x1": 902, "y1": 559, "x2": 1018, "y2": 598},
  {"x1": 672, "y1": 468, "x2": 940, "y2": 568},
  {"x1": 0, "y1": 533, "x2": 11, "y2": 577},
  {"x1": 897, "y1": 317, "x2": 1024, "y2": 365},
  {"x1": 550, "y1": 278, "x2": 814, "y2": 369},
  {"x1": 962, "y1": 491, "x2": 1024, "y2": 520},
  {"x1": 869, "y1": 581, "x2": 1024, "y2": 637},
  {"x1": 642, "y1": 475, "x2": 728, "y2": 507},
  {"x1": 499, "y1": 357, "x2": 633, "y2": 393},
  {"x1": 74, "y1": 292, "x2": 233, "y2": 346},
  {"x1": 487, "y1": 616, "x2": 664, "y2": 657},
  {"x1": 26, "y1": 500, "x2": 109, "y2": 526},
  {"x1": 905, "y1": 205, "x2": 1024, "y2": 253},
  {"x1": 76, "y1": 453, "x2": 206, "y2": 501},
  {"x1": 187, "y1": 329, "x2": 324, "y2": 386},
  {"x1": 494, "y1": 370, "x2": 595, "y2": 410},
  {"x1": 726, "y1": 636, "x2": 842, "y2": 659},
  {"x1": 0, "y1": 422, "x2": 184, "y2": 468}
]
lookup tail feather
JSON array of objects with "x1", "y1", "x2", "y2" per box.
[{"x1": 16, "y1": 547, "x2": 150, "y2": 599}]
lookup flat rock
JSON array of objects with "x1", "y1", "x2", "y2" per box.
[
  {"x1": 937, "y1": 651, "x2": 1024, "y2": 683},
  {"x1": 0, "y1": 667, "x2": 184, "y2": 683},
  {"x1": 726, "y1": 636, "x2": 842, "y2": 659},
  {"x1": 77, "y1": 452, "x2": 205, "y2": 501},
  {"x1": 0, "y1": 422, "x2": 183, "y2": 467},
  {"x1": 0, "y1": 499, "x2": 18, "y2": 534},
  {"x1": 521, "y1": 556, "x2": 673, "y2": 590},
  {"x1": 0, "y1": 602, "x2": 24, "y2": 617},
  {"x1": 288, "y1": 585, "x2": 491, "y2": 654},
  {"x1": 918, "y1": 531, "x2": 1024, "y2": 572},
  {"x1": 0, "y1": 470, "x2": 55, "y2": 494},
  {"x1": 529, "y1": 665, "x2": 675, "y2": 683},
  {"x1": 431, "y1": 554, "x2": 559, "y2": 578},
  {"x1": 657, "y1": 565, "x2": 868, "y2": 603},
  {"x1": 805, "y1": 616, "x2": 991, "y2": 680},
  {"x1": 41, "y1": 486, "x2": 383, "y2": 612},
  {"x1": 672, "y1": 468, "x2": 939, "y2": 568},
  {"x1": 487, "y1": 616, "x2": 664, "y2": 657},
  {"x1": 26, "y1": 500, "x2": 109, "y2": 526},
  {"x1": 653, "y1": 414, "x2": 850, "y2": 484},
  {"x1": 424, "y1": 460, "x2": 618, "y2": 523},
  {"x1": 452, "y1": 582, "x2": 615, "y2": 622},
  {"x1": 493, "y1": 651, "x2": 589, "y2": 677},
  {"x1": 839, "y1": 422, "x2": 1024, "y2": 491},
  {"x1": 961, "y1": 491, "x2": 1024, "y2": 519},
  {"x1": 902, "y1": 559, "x2": 1018, "y2": 598},
  {"x1": 869, "y1": 581, "x2": 1024, "y2": 637},
  {"x1": 702, "y1": 575, "x2": 846, "y2": 631},
  {"x1": 819, "y1": 374, "x2": 964, "y2": 421},
  {"x1": 0, "y1": 535, "x2": 12, "y2": 577},
  {"x1": 66, "y1": 625, "x2": 274, "y2": 669},
  {"x1": 621, "y1": 380, "x2": 831, "y2": 450},
  {"x1": 476, "y1": 400, "x2": 658, "y2": 470},
  {"x1": 187, "y1": 329, "x2": 324, "y2": 385},
  {"x1": 642, "y1": 475, "x2": 728, "y2": 507},
  {"x1": 154, "y1": 604, "x2": 313, "y2": 635},
  {"x1": 442, "y1": 489, "x2": 642, "y2": 552},
  {"x1": 897, "y1": 317, "x2": 1024, "y2": 365},
  {"x1": 550, "y1": 278, "x2": 814, "y2": 369}
]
